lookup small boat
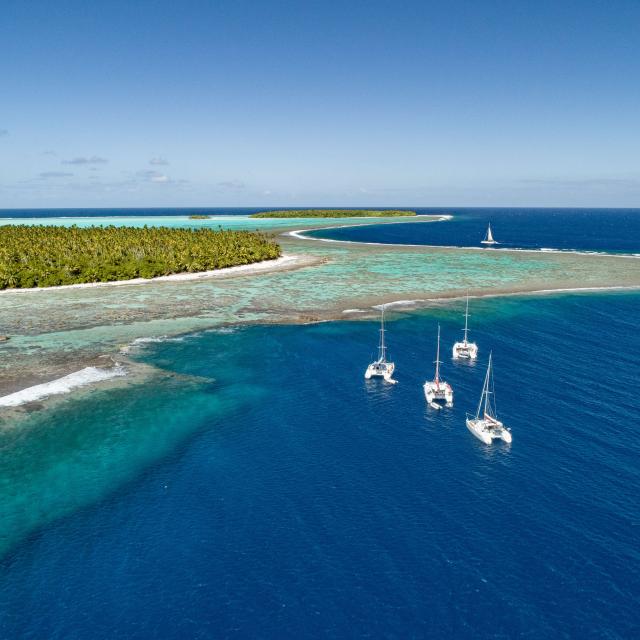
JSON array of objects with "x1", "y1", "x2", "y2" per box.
[
  {"x1": 466, "y1": 352, "x2": 512, "y2": 444},
  {"x1": 480, "y1": 223, "x2": 498, "y2": 245},
  {"x1": 424, "y1": 325, "x2": 453, "y2": 407},
  {"x1": 364, "y1": 306, "x2": 397, "y2": 384},
  {"x1": 452, "y1": 295, "x2": 478, "y2": 360}
]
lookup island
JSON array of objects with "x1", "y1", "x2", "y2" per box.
[
  {"x1": 0, "y1": 225, "x2": 281, "y2": 288},
  {"x1": 188, "y1": 214, "x2": 211, "y2": 219},
  {"x1": 250, "y1": 209, "x2": 417, "y2": 218}
]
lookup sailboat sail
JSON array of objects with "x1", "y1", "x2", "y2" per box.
[{"x1": 485, "y1": 224, "x2": 494, "y2": 243}]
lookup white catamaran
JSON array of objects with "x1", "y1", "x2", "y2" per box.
[
  {"x1": 480, "y1": 223, "x2": 498, "y2": 245},
  {"x1": 452, "y1": 295, "x2": 478, "y2": 360},
  {"x1": 466, "y1": 352, "x2": 512, "y2": 444},
  {"x1": 364, "y1": 306, "x2": 397, "y2": 384},
  {"x1": 423, "y1": 325, "x2": 453, "y2": 408}
]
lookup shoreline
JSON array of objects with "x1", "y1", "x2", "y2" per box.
[{"x1": 0, "y1": 254, "x2": 318, "y2": 294}]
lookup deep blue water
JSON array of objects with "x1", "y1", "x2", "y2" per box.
[
  {"x1": 1, "y1": 292, "x2": 639, "y2": 639},
  {"x1": 309, "y1": 208, "x2": 640, "y2": 254}
]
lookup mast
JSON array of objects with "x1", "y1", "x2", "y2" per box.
[
  {"x1": 434, "y1": 324, "x2": 441, "y2": 387},
  {"x1": 378, "y1": 306, "x2": 386, "y2": 362},
  {"x1": 463, "y1": 295, "x2": 470, "y2": 344},
  {"x1": 483, "y1": 352, "x2": 493, "y2": 419},
  {"x1": 476, "y1": 352, "x2": 492, "y2": 419}
]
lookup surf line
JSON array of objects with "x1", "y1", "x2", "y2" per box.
[{"x1": 0, "y1": 365, "x2": 126, "y2": 407}]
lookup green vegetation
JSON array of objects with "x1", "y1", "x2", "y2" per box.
[
  {"x1": 0, "y1": 225, "x2": 281, "y2": 289},
  {"x1": 188, "y1": 214, "x2": 211, "y2": 219},
  {"x1": 250, "y1": 209, "x2": 417, "y2": 218}
]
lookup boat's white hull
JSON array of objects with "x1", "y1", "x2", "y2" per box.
[
  {"x1": 452, "y1": 341, "x2": 478, "y2": 360},
  {"x1": 466, "y1": 417, "x2": 512, "y2": 444},
  {"x1": 365, "y1": 361, "x2": 396, "y2": 383},
  {"x1": 424, "y1": 381, "x2": 453, "y2": 406}
]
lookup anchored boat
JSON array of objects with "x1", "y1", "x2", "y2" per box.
[
  {"x1": 480, "y1": 223, "x2": 498, "y2": 245},
  {"x1": 466, "y1": 352, "x2": 512, "y2": 444},
  {"x1": 452, "y1": 295, "x2": 478, "y2": 360},
  {"x1": 423, "y1": 325, "x2": 453, "y2": 408},
  {"x1": 364, "y1": 306, "x2": 397, "y2": 384}
]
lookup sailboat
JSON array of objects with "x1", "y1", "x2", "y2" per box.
[
  {"x1": 480, "y1": 223, "x2": 498, "y2": 245},
  {"x1": 364, "y1": 306, "x2": 397, "y2": 383},
  {"x1": 423, "y1": 325, "x2": 453, "y2": 408},
  {"x1": 452, "y1": 295, "x2": 478, "y2": 360},
  {"x1": 466, "y1": 352, "x2": 512, "y2": 444}
]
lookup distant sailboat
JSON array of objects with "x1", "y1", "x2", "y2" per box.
[
  {"x1": 423, "y1": 325, "x2": 453, "y2": 408},
  {"x1": 481, "y1": 223, "x2": 498, "y2": 245},
  {"x1": 452, "y1": 294, "x2": 478, "y2": 360},
  {"x1": 364, "y1": 306, "x2": 397, "y2": 383},
  {"x1": 466, "y1": 352, "x2": 512, "y2": 444}
]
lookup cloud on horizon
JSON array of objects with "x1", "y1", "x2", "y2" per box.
[
  {"x1": 137, "y1": 169, "x2": 170, "y2": 183},
  {"x1": 217, "y1": 180, "x2": 245, "y2": 189},
  {"x1": 62, "y1": 156, "x2": 108, "y2": 165},
  {"x1": 39, "y1": 171, "x2": 74, "y2": 179},
  {"x1": 149, "y1": 157, "x2": 169, "y2": 166},
  {"x1": 520, "y1": 177, "x2": 640, "y2": 188}
]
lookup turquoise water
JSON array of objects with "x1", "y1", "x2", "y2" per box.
[
  {"x1": 1, "y1": 293, "x2": 639, "y2": 638},
  {"x1": 0, "y1": 213, "x2": 426, "y2": 232}
]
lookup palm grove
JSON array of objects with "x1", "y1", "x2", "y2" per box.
[{"x1": 0, "y1": 225, "x2": 281, "y2": 288}]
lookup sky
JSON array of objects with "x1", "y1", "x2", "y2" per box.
[{"x1": 1, "y1": 0, "x2": 639, "y2": 209}]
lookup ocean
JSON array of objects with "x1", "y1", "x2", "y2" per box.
[
  {"x1": 308, "y1": 207, "x2": 640, "y2": 254},
  {"x1": 0, "y1": 209, "x2": 638, "y2": 639}
]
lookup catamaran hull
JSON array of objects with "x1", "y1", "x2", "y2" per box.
[
  {"x1": 466, "y1": 418, "x2": 512, "y2": 444},
  {"x1": 424, "y1": 383, "x2": 453, "y2": 407},
  {"x1": 365, "y1": 362, "x2": 396, "y2": 383},
  {"x1": 452, "y1": 342, "x2": 478, "y2": 360}
]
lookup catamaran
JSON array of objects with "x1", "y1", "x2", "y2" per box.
[
  {"x1": 423, "y1": 325, "x2": 453, "y2": 408},
  {"x1": 364, "y1": 306, "x2": 396, "y2": 384},
  {"x1": 480, "y1": 223, "x2": 498, "y2": 245},
  {"x1": 466, "y1": 352, "x2": 512, "y2": 444},
  {"x1": 452, "y1": 295, "x2": 478, "y2": 360}
]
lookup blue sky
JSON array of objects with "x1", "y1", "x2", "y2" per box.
[{"x1": 1, "y1": 0, "x2": 639, "y2": 208}]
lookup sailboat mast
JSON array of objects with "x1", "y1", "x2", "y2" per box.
[
  {"x1": 463, "y1": 295, "x2": 469, "y2": 344},
  {"x1": 378, "y1": 307, "x2": 386, "y2": 362},
  {"x1": 434, "y1": 324, "x2": 441, "y2": 386},
  {"x1": 483, "y1": 352, "x2": 492, "y2": 418}
]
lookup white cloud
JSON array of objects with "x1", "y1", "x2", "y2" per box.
[
  {"x1": 149, "y1": 157, "x2": 169, "y2": 165},
  {"x1": 137, "y1": 169, "x2": 171, "y2": 183},
  {"x1": 39, "y1": 171, "x2": 74, "y2": 179},
  {"x1": 62, "y1": 156, "x2": 108, "y2": 165},
  {"x1": 217, "y1": 180, "x2": 245, "y2": 189}
]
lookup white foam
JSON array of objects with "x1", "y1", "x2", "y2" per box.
[
  {"x1": 373, "y1": 299, "x2": 421, "y2": 309},
  {"x1": 287, "y1": 214, "x2": 449, "y2": 243},
  {"x1": 0, "y1": 365, "x2": 127, "y2": 407}
]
